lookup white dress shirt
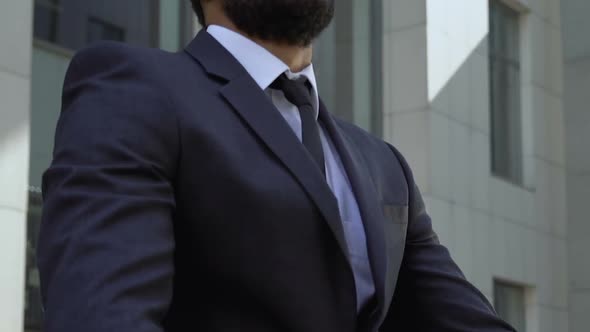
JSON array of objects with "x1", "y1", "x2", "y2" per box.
[{"x1": 207, "y1": 25, "x2": 375, "y2": 313}]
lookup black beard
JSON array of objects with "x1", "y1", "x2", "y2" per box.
[{"x1": 222, "y1": 0, "x2": 335, "y2": 47}]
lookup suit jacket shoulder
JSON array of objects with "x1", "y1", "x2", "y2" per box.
[
  {"x1": 331, "y1": 116, "x2": 410, "y2": 206},
  {"x1": 56, "y1": 40, "x2": 182, "y2": 180}
]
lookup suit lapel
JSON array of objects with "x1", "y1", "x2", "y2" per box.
[
  {"x1": 185, "y1": 30, "x2": 350, "y2": 262},
  {"x1": 318, "y1": 103, "x2": 388, "y2": 318}
]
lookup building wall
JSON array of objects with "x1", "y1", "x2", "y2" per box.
[
  {"x1": 382, "y1": 0, "x2": 569, "y2": 330},
  {"x1": 561, "y1": 0, "x2": 590, "y2": 331},
  {"x1": 1, "y1": 0, "x2": 584, "y2": 331},
  {"x1": 0, "y1": 0, "x2": 33, "y2": 330}
]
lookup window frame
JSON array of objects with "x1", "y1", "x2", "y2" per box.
[
  {"x1": 32, "y1": 0, "x2": 162, "y2": 51},
  {"x1": 33, "y1": 0, "x2": 63, "y2": 44},
  {"x1": 493, "y1": 279, "x2": 528, "y2": 332},
  {"x1": 86, "y1": 16, "x2": 127, "y2": 43},
  {"x1": 35, "y1": 0, "x2": 61, "y2": 14},
  {"x1": 488, "y1": 0, "x2": 525, "y2": 186}
]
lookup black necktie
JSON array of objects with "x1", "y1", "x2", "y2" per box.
[{"x1": 271, "y1": 74, "x2": 326, "y2": 177}]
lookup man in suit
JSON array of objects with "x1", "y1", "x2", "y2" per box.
[{"x1": 38, "y1": 0, "x2": 516, "y2": 331}]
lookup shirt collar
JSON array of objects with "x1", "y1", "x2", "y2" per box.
[{"x1": 207, "y1": 25, "x2": 320, "y2": 118}]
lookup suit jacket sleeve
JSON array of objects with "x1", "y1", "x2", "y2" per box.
[
  {"x1": 381, "y1": 145, "x2": 516, "y2": 331},
  {"x1": 38, "y1": 42, "x2": 179, "y2": 332}
]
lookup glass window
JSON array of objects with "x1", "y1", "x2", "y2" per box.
[
  {"x1": 489, "y1": 0, "x2": 523, "y2": 184},
  {"x1": 494, "y1": 281, "x2": 527, "y2": 332},
  {"x1": 33, "y1": 0, "x2": 160, "y2": 50},
  {"x1": 33, "y1": 0, "x2": 61, "y2": 43},
  {"x1": 87, "y1": 16, "x2": 126, "y2": 43}
]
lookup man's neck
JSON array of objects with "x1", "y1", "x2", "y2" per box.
[{"x1": 205, "y1": 18, "x2": 312, "y2": 72}]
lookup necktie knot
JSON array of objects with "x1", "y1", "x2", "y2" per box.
[{"x1": 271, "y1": 74, "x2": 313, "y2": 109}]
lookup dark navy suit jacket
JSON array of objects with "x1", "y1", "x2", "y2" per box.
[{"x1": 38, "y1": 30, "x2": 516, "y2": 332}]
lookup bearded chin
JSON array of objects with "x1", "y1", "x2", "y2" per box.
[{"x1": 222, "y1": 0, "x2": 335, "y2": 46}]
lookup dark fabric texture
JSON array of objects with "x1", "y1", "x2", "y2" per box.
[
  {"x1": 38, "y1": 30, "x2": 516, "y2": 332},
  {"x1": 271, "y1": 74, "x2": 326, "y2": 176}
]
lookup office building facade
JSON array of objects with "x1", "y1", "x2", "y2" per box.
[{"x1": 0, "y1": 0, "x2": 587, "y2": 331}]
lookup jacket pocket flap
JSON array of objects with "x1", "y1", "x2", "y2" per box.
[{"x1": 382, "y1": 204, "x2": 408, "y2": 224}]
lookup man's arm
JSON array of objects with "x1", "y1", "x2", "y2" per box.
[
  {"x1": 381, "y1": 145, "x2": 516, "y2": 331},
  {"x1": 38, "y1": 42, "x2": 179, "y2": 332}
]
